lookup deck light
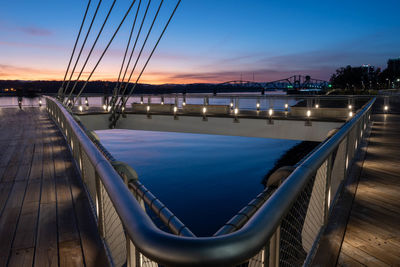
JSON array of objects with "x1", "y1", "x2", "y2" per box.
[
  {"x1": 202, "y1": 107, "x2": 207, "y2": 114},
  {"x1": 103, "y1": 104, "x2": 107, "y2": 110},
  {"x1": 268, "y1": 108, "x2": 273, "y2": 116},
  {"x1": 147, "y1": 105, "x2": 150, "y2": 112},
  {"x1": 234, "y1": 108, "x2": 239, "y2": 115},
  {"x1": 161, "y1": 101, "x2": 164, "y2": 105},
  {"x1": 182, "y1": 101, "x2": 186, "y2": 106},
  {"x1": 348, "y1": 105, "x2": 352, "y2": 109},
  {"x1": 384, "y1": 105, "x2": 388, "y2": 111},
  {"x1": 85, "y1": 99, "x2": 88, "y2": 106},
  {"x1": 306, "y1": 110, "x2": 311, "y2": 117},
  {"x1": 349, "y1": 111, "x2": 353, "y2": 117},
  {"x1": 284, "y1": 103, "x2": 289, "y2": 110},
  {"x1": 256, "y1": 102, "x2": 260, "y2": 111},
  {"x1": 39, "y1": 99, "x2": 42, "y2": 106},
  {"x1": 122, "y1": 106, "x2": 125, "y2": 112},
  {"x1": 107, "y1": 105, "x2": 111, "y2": 112},
  {"x1": 79, "y1": 105, "x2": 83, "y2": 112},
  {"x1": 174, "y1": 106, "x2": 178, "y2": 113},
  {"x1": 230, "y1": 102, "x2": 234, "y2": 108},
  {"x1": 315, "y1": 104, "x2": 319, "y2": 108}
]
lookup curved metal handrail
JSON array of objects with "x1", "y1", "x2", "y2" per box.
[{"x1": 45, "y1": 96, "x2": 375, "y2": 266}]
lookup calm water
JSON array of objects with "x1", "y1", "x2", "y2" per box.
[{"x1": 96, "y1": 129, "x2": 300, "y2": 236}]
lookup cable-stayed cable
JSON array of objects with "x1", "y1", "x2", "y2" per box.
[
  {"x1": 112, "y1": 0, "x2": 181, "y2": 124},
  {"x1": 72, "y1": 0, "x2": 138, "y2": 105},
  {"x1": 117, "y1": 0, "x2": 164, "y2": 102},
  {"x1": 115, "y1": 0, "x2": 142, "y2": 90},
  {"x1": 58, "y1": 0, "x2": 91, "y2": 97},
  {"x1": 66, "y1": 0, "x2": 117, "y2": 102},
  {"x1": 63, "y1": 0, "x2": 103, "y2": 97},
  {"x1": 111, "y1": 0, "x2": 150, "y2": 109}
]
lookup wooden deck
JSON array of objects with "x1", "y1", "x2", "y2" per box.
[
  {"x1": 337, "y1": 114, "x2": 400, "y2": 266},
  {"x1": 0, "y1": 107, "x2": 109, "y2": 267}
]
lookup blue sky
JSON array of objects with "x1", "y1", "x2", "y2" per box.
[{"x1": 0, "y1": 0, "x2": 399, "y2": 83}]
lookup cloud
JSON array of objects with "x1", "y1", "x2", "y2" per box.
[{"x1": 18, "y1": 26, "x2": 52, "y2": 36}]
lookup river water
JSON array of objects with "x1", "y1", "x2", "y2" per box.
[{"x1": 95, "y1": 129, "x2": 300, "y2": 236}]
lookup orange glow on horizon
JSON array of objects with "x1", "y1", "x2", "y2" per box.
[{"x1": 0, "y1": 71, "x2": 226, "y2": 84}]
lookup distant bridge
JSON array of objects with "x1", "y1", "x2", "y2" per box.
[{"x1": 218, "y1": 75, "x2": 331, "y2": 93}]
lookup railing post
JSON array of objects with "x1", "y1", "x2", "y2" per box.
[{"x1": 268, "y1": 225, "x2": 280, "y2": 267}]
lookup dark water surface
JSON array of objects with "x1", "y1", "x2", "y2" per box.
[{"x1": 95, "y1": 129, "x2": 300, "y2": 236}]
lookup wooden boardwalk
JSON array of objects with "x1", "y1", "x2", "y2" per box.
[
  {"x1": 337, "y1": 114, "x2": 400, "y2": 266},
  {"x1": 0, "y1": 107, "x2": 108, "y2": 267}
]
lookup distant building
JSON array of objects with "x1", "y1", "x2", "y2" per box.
[
  {"x1": 361, "y1": 64, "x2": 375, "y2": 88},
  {"x1": 387, "y1": 58, "x2": 400, "y2": 77}
]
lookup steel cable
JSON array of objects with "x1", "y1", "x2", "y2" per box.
[
  {"x1": 72, "y1": 0, "x2": 138, "y2": 105},
  {"x1": 63, "y1": 0, "x2": 103, "y2": 98},
  {"x1": 116, "y1": 0, "x2": 181, "y2": 116},
  {"x1": 58, "y1": 0, "x2": 92, "y2": 98},
  {"x1": 66, "y1": 0, "x2": 117, "y2": 103}
]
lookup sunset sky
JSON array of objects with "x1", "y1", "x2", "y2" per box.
[{"x1": 1, "y1": 0, "x2": 399, "y2": 84}]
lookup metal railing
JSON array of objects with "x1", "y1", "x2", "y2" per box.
[{"x1": 45, "y1": 95, "x2": 374, "y2": 267}]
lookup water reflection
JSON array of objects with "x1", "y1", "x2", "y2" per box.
[{"x1": 95, "y1": 129, "x2": 300, "y2": 236}]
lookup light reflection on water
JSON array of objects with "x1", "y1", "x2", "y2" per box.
[{"x1": 95, "y1": 129, "x2": 300, "y2": 236}]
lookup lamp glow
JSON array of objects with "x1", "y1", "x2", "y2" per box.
[
  {"x1": 348, "y1": 105, "x2": 352, "y2": 109},
  {"x1": 315, "y1": 104, "x2": 319, "y2": 108},
  {"x1": 102, "y1": 104, "x2": 107, "y2": 110},
  {"x1": 107, "y1": 105, "x2": 111, "y2": 112},
  {"x1": 307, "y1": 110, "x2": 311, "y2": 117},
  {"x1": 268, "y1": 108, "x2": 273, "y2": 116},
  {"x1": 256, "y1": 103, "x2": 260, "y2": 108},
  {"x1": 79, "y1": 105, "x2": 83, "y2": 112},
  {"x1": 174, "y1": 106, "x2": 177, "y2": 113},
  {"x1": 284, "y1": 103, "x2": 288, "y2": 109},
  {"x1": 147, "y1": 105, "x2": 150, "y2": 112},
  {"x1": 234, "y1": 108, "x2": 238, "y2": 115},
  {"x1": 202, "y1": 107, "x2": 207, "y2": 114},
  {"x1": 230, "y1": 102, "x2": 234, "y2": 107},
  {"x1": 349, "y1": 111, "x2": 353, "y2": 117},
  {"x1": 384, "y1": 105, "x2": 389, "y2": 111},
  {"x1": 182, "y1": 101, "x2": 186, "y2": 106}
]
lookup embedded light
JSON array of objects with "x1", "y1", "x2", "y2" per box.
[
  {"x1": 306, "y1": 110, "x2": 311, "y2": 117},
  {"x1": 349, "y1": 111, "x2": 353, "y2": 117},
  {"x1": 122, "y1": 106, "x2": 125, "y2": 111},
  {"x1": 85, "y1": 99, "x2": 88, "y2": 105},
  {"x1": 140, "y1": 101, "x2": 144, "y2": 104},
  {"x1": 68, "y1": 100, "x2": 71, "y2": 104},
  {"x1": 107, "y1": 105, "x2": 111, "y2": 112},
  {"x1": 230, "y1": 102, "x2": 234, "y2": 107},
  {"x1": 103, "y1": 104, "x2": 107, "y2": 110},
  {"x1": 174, "y1": 106, "x2": 178, "y2": 113},
  {"x1": 384, "y1": 105, "x2": 389, "y2": 111},
  {"x1": 147, "y1": 105, "x2": 150, "y2": 112},
  {"x1": 348, "y1": 105, "x2": 352, "y2": 109},
  {"x1": 79, "y1": 105, "x2": 83, "y2": 112},
  {"x1": 182, "y1": 101, "x2": 186, "y2": 106},
  {"x1": 161, "y1": 101, "x2": 164, "y2": 105},
  {"x1": 256, "y1": 103, "x2": 260, "y2": 108},
  {"x1": 284, "y1": 103, "x2": 288, "y2": 109},
  {"x1": 234, "y1": 108, "x2": 239, "y2": 115},
  {"x1": 39, "y1": 99, "x2": 42, "y2": 105},
  {"x1": 315, "y1": 104, "x2": 319, "y2": 108},
  {"x1": 268, "y1": 108, "x2": 273, "y2": 116},
  {"x1": 202, "y1": 107, "x2": 207, "y2": 114}
]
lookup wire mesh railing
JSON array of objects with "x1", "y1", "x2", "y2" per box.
[{"x1": 45, "y1": 95, "x2": 374, "y2": 267}]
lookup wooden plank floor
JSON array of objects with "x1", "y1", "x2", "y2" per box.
[
  {"x1": 0, "y1": 107, "x2": 109, "y2": 267},
  {"x1": 337, "y1": 114, "x2": 400, "y2": 266}
]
